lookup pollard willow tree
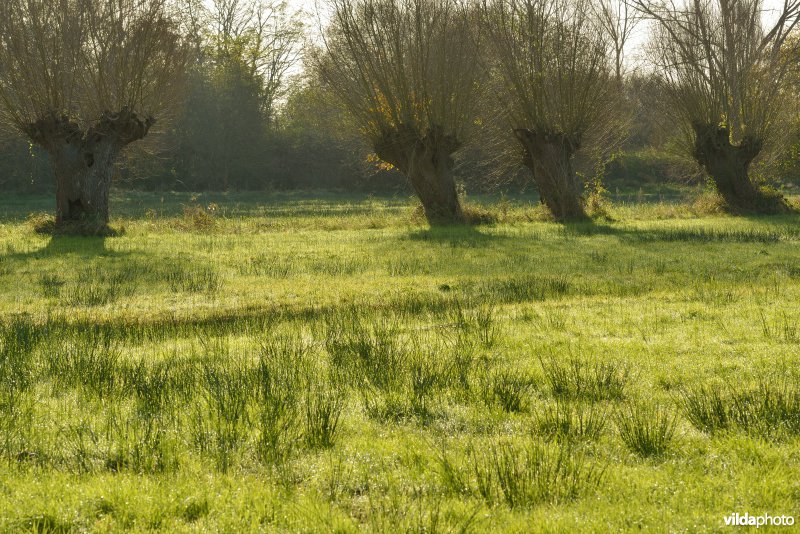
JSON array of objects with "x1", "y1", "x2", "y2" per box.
[
  {"x1": 632, "y1": 0, "x2": 800, "y2": 212},
  {"x1": 481, "y1": 0, "x2": 620, "y2": 220},
  {"x1": 0, "y1": 0, "x2": 186, "y2": 227},
  {"x1": 314, "y1": 0, "x2": 482, "y2": 224}
]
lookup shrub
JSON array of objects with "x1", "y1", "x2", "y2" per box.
[{"x1": 176, "y1": 205, "x2": 217, "y2": 231}]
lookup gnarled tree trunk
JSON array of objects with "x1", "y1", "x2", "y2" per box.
[
  {"x1": 692, "y1": 123, "x2": 781, "y2": 212},
  {"x1": 50, "y1": 138, "x2": 118, "y2": 224},
  {"x1": 24, "y1": 109, "x2": 154, "y2": 227},
  {"x1": 375, "y1": 124, "x2": 464, "y2": 224},
  {"x1": 514, "y1": 129, "x2": 586, "y2": 221}
]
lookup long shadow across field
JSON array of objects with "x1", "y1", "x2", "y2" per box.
[
  {"x1": 406, "y1": 225, "x2": 509, "y2": 246},
  {"x1": 562, "y1": 218, "x2": 797, "y2": 244},
  {"x1": 1, "y1": 235, "x2": 126, "y2": 262}
]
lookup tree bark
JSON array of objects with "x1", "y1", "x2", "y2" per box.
[
  {"x1": 691, "y1": 123, "x2": 782, "y2": 212},
  {"x1": 50, "y1": 140, "x2": 117, "y2": 224},
  {"x1": 514, "y1": 129, "x2": 587, "y2": 221},
  {"x1": 24, "y1": 109, "x2": 154, "y2": 226},
  {"x1": 374, "y1": 124, "x2": 464, "y2": 224}
]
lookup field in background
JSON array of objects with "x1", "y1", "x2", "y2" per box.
[{"x1": 1, "y1": 191, "x2": 799, "y2": 532}]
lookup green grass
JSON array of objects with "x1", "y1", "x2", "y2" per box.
[{"x1": 0, "y1": 190, "x2": 799, "y2": 531}]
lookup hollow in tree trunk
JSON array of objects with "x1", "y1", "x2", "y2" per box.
[
  {"x1": 24, "y1": 109, "x2": 154, "y2": 227},
  {"x1": 514, "y1": 129, "x2": 587, "y2": 221},
  {"x1": 691, "y1": 123, "x2": 784, "y2": 213},
  {"x1": 375, "y1": 124, "x2": 464, "y2": 224}
]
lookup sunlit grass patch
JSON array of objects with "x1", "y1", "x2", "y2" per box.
[{"x1": 0, "y1": 192, "x2": 798, "y2": 531}]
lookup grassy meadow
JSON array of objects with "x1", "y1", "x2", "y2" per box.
[{"x1": 1, "y1": 190, "x2": 800, "y2": 532}]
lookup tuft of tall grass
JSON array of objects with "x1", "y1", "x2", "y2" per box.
[
  {"x1": 14, "y1": 514, "x2": 76, "y2": 534},
  {"x1": 408, "y1": 351, "x2": 442, "y2": 418},
  {"x1": 759, "y1": 311, "x2": 798, "y2": 343},
  {"x1": 37, "y1": 273, "x2": 66, "y2": 298},
  {"x1": 0, "y1": 319, "x2": 41, "y2": 461},
  {"x1": 46, "y1": 335, "x2": 121, "y2": 399},
  {"x1": 324, "y1": 310, "x2": 405, "y2": 391},
  {"x1": 631, "y1": 227, "x2": 782, "y2": 244},
  {"x1": 361, "y1": 386, "x2": 412, "y2": 422},
  {"x1": 452, "y1": 300, "x2": 500, "y2": 348},
  {"x1": 386, "y1": 257, "x2": 430, "y2": 276},
  {"x1": 238, "y1": 254, "x2": 295, "y2": 278},
  {"x1": 304, "y1": 380, "x2": 346, "y2": 449},
  {"x1": 104, "y1": 411, "x2": 178, "y2": 474},
  {"x1": 588, "y1": 250, "x2": 609, "y2": 264},
  {"x1": 445, "y1": 337, "x2": 476, "y2": 395},
  {"x1": 678, "y1": 385, "x2": 729, "y2": 433},
  {"x1": 534, "y1": 400, "x2": 607, "y2": 442},
  {"x1": 308, "y1": 255, "x2": 370, "y2": 276},
  {"x1": 541, "y1": 355, "x2": 629, "y2": 401},
  {"x1": 615, "y1": 402, "x2": 678, "y2": 457},
  {"x1": 166, "y1": 265, "x2": 222, "y2": 293},
  {"x1": 467, "y1": 440, "x2": 603, "y2": 508},
  {"x1": 63, "y1": 421, "x2": 101, "y2": 474},
  {"x1": 0, "y1": 317, "x2": 40, "y2": 394},
  {"x1": 679, "y1": 378, "x2": 800, "y2": 440},
  {"x1": 255, "y1": 335, "x2": 308, "y2": 463},
  {"x1": 486, "y1": 368, "x2": 535, "y2": 413},
  {"x1": 67, "y1": 267, "x2": 137, "y2": 306},
  {"x1": 478, "y1": 275, "x2": 571, "y2": 304},
  {"x1": 196, "y1": 357, "x2": 253, "y2": 471},
  {"x1": 0, "y1": 389, "x2": 34, "y2": 462}
]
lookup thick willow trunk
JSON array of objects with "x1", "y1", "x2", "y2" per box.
[
  {"x1": 375, "y1": 124, "x2": 464, "y2": 224},
  {"x1": 692, "y1": 123, "x2": 781, "y2": 212},
  {"x1": 24, "y1": 109, "x2": 154, "y2": 227},
  {"x1": 50, "y1": 141, "x2": 118, "y2": 224},
  {"x1": 515, "y1": 129, "x2": 586, "y2": 221}
]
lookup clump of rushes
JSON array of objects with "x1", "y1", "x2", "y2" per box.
[
  {"x1": 466, "y1": 439, "x2": 604, "y2": 508},
  {"x1": 679, "y1": 377, "x2": 800, "y2": 440},
  {"x1": 534, "y1": 399, "x2": 607, "y2": 441},
  {"x1": 615, "y1": 402, "x2": 679, "y2": 458},
  {"x1": 541, "y1": 354, "x2": 629, "y2": 401}
]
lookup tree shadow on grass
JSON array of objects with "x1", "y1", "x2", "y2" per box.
[
  {"x1": 562, "y1": 218, "x2": 795, "y2": 244},
  {"x1": 3, "y1": 235, "x2": 126, "y2": 262},
  {"x1": 560, "y1": 220, "x2": 620, "y2": 237},
  {"x1": 406, "y1": 224, "x2": 509, "y2": 247}
]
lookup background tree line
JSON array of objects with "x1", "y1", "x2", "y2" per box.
[{"x1": 0, "y1": 0, "x2": 799, "y2": 222}]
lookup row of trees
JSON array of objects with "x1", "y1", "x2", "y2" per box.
[
  {"x1": 316, "y1": 0, "x2": 800, "y2": 222},
  {"x1": 0, "y1": 0, "x2": 798, "y2": 227}
]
